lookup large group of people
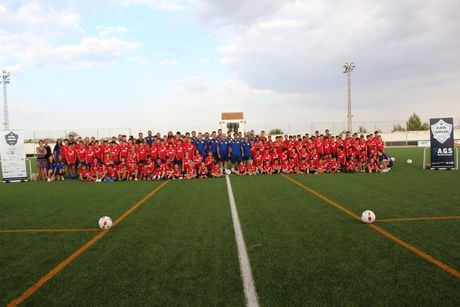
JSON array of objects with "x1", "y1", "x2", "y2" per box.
[{"x1": 32, "y1": 129, "x2": 393, "y2": 182}]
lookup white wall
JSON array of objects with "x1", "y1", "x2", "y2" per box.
[{"x1": 380, "y1": 129, "x2": 460, "y2": 142}]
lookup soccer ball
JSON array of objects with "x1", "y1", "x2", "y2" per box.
[
  {"x1": 390, "y1": 157, "x2": 395, "y2": 162},
  {"x1": 98, "y1": 216, "x2": 113, "y2": 229},
  {"x1": 407, "y1": 159, "x2": 413, "y2": 164},
  {"x1": 361, "y1": 210, "x2": 376, "y2": 224},
  {"x1": 225, "y1": 169, "x2": 232, "y2": 175}
]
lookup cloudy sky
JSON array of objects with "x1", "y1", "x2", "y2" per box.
[{"x1": 1, "y1": 0, "x2": 459, "y2": 134}]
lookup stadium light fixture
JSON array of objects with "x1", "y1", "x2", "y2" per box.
[
  {"x1": 1, "y1": 69, "x2": 10, "y2": 131},
  {"x1": 343, "y1": 62, "x2": 355, "y2": 132}
]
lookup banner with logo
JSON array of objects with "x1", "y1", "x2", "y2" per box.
[
  {"x1": 0, "y1": 130, "x2": 28, "y2": 181},
  {"x1": 429, "y1": 118, "x2": 455, "y2": 169}
]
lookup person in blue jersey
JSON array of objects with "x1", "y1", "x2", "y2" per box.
[
  {"x1": 209, "y1": 131, "x2": 219, "y2": 160},
  {"x1": 203, "y1": 132, "x2": 211, "y2": 155},
  {"x1": 229, "y1": 133, "x2": 243, "y2": 173},
  {"x1": 242, "y1": 136, "x2": 252, "y2": 161},
  {"x1": 217, "y1": 134, "x2": 230, "y2": 172},
  {"x1": 145, "y1": 130, "x2": 155, "y2": 146},
  {"x1": 195, "y1": 133, "x2": 206, "y2": 158}
]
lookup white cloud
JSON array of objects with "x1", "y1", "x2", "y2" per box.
[
  {"x1": 121, "y1": 0, "x2": 189, "y2": 11},
  {"x1": 96, "y1": 25, "x2": 128, "y2": 37},
  {"x1": 0, "y1": 2, "x2": 140, "y2": 70},
  {"x1": 174, "y1": 76, "x2": 208, "y2": 91}
]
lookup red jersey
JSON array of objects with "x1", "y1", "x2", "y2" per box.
[
  {"x1": 66, "y1": 148, "x2": 77, "y2": 164},
  {"x1": 247, "y1": 164, "x2": 256, "y2": 173},
  {"x1": 205, "y1": 156, "x2": 215, "y2": 168},
  {"x1": 253, "y1": 153, "x2": 263, "y2": 166},
  {"x1": 175, "y1": 145, "x2": 185, "y2": 160},
  {"x1": 137, "y1": 146, "x2": 148, "y2": 161},
  {"x1": 158, "y1": 144, "x2": 167, "y2": 160},
  {"x1": 76, "y1": 147, "x2": 86, "y2": 162},
  {"x1": 85, "y1": 148, "x2": 95, "y2": 163},
  {"x1": 193, "y1": 155, "x2": 203, "y2": 168},
  {"x1": 166, "y1": 146, "x2": 175, "y2": 160},
  {"x1": 238, "y1": 163, "x2": 246, "y2": 174}
]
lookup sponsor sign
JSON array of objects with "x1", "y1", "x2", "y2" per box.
[
  {"x1": 429, "y1": 118, "x2": 455, "y2": 168},
  {"x1": 0, "y1": 130, "x2": 28, "y2": 181}
]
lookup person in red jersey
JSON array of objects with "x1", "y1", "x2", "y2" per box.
[
  {"x1": 237, "y1": 161, "x2": 246, "y2": 176},
  {"x1": 66, "y1": 143, "x2": 77, "y2": 178},
  {"x1": 316, "y1": 158, "x2": 327, "y2": 174},
  {"x1": 152, "y1": 164, "x2": 164, "y2": 181},
  {"x1": 310, "y1": 148, "x2": 319, "y2": 163},
  {"x1": 280, "y1": 148, "x2": 289, "y2": 163},
  {"x1": 173, "y1": 164, "x2": 183, "y2": 179},
  {"x1": 157, "y1": 139, "x2": 168, "y2": 162},
  {"x1": 329, "y1": 136, "x2": 337, "y2": 157},
  {"x1": 175, "y1": 139, "x2": 185, "y2": 164},
  {"x1": 109, "y1": 142, "x2": 120, "y2": 164},
  {"x1": 205, "y1": 151, "x2": 215, "y2": 171},
  {"x1": 287, "y1": 156, "x2": 298, "y2": 174},
  {"x1": 272, "y1": 158, "x2": 281, "y2": 174},
  {"x1": 211, "y1": 162, "x2": 223, "y2": 178},
  {"x1": 193, "y1": 149, "x2": 203, "y2": 169},
  {"x1": 182, "y1": 152, "x2": 192, "y2": 172},
  {"x1": 262, "y1": 148, "x2": 272, "y2": 163},
  {"x1": 166, "y1": 141, "x2": 175, "y2": 162},
  {"x1": 108, "y1": 165, "x2": 118, "y2": 181},
  {"x1": 367, "y1": 158, "x2": 380, "y2": 173},
  {"x1": 164, "y1": 162, "x2": 174, "y2": 180},
  {"x1": 246, "y1": 159, "x2": 257, "y2": 175},
  {"x1": 93, "y1": 140, "x2": 103, "y2": 162},
  {"x1": 375, "y1": 135, "x2": 384, "y2": 152},
  {"x1": 184, "y1": 138, "x2": 195, "y2": 158},
  {"x1": 85, "y1": 144, "x2": 95, "y2": 167},
  {"x1": 119, "y1": 141, "x2": 130, "y2": 161},
  {"x1": 345, "y1": 157, "x2": 356, "y2": 173},
  {"x1": 137, "y1": 143, "x2": 148, "y2": 163},
  {"x1": 79, "y1": 165, "x2": 91, "y2": 181},
  {"x1": 329, "y1": 157, "x2": 340, "y2": 173},
  {"x1": 150, "y1": 139, "x2": 159, "y2": 161},
  {"x1": 184, "y1": 161, "x2": 197, "y2": 179},
  {"x1": 118, "y1": 164, "x2": 128, "y2": 181},
  {"x1": 262, "y1": 160, "x2": 272, "y2": 175},
  {"x1": 298, "y1": 147, "x2": 309, "y2": 162},
  {"x1": 337, "y1": 149, "x2": 346, "y2": 168},
  {"x1": 253, "y1": 148, "x2": 263, "y2": 169},
  {"x1": 91, "y1": 164, "x2": 104, "y2": 182},
  {"x1": 127, "y1": 162, "x2": 138, "y2": 181},
  {"x1": 366, "y1": 134, "x2": 377, "y2": 153},
  {"x1": 299, "y1": 158, "x2": 309, "y2": 174},
  {"x1": 198, "y1": 162, "x2": 208, "y2": 178},
  {"x1": 60, "y1": 139, "x2": 69, "y2": 164},
  {"x1": 281, "y1": 158, "x2": 290, "y2": 174},
  {"x1": 76, "y1": 141, "x2": 86, "y2": 165}
]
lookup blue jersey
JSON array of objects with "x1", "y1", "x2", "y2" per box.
[
  {"x1": 145, "y1": 136, "x2": 154, "y2": 145},
  {"x1": 210, "y1": 139, "x2": 219, "y2": 154},
  {"x1": 56, "y1": 162, "x2": 64, "y2": 170},
  {"x1": 242, "y1": 141, "x2": 251, "y2": 157},
  {"x1": 218, "y1": 140, "x2": 229, "y2": 156},
  {"x1": 230, "y1": 139, "x2": 243, "y2": 156},
  {"x1": 195, "y1": 139, "x2": 206, "y2": 157},
  {"x1": 203, "y1": 139, "x2": 211, "y2": 154}
]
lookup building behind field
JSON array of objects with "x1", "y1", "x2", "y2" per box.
[{"x1": 220, "y1": 112, "x2": 246, "y2": 134}]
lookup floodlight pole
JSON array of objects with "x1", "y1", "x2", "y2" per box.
[
  {"x1": 1, "y1": 69, "x2": 10, "y2": 131},
  {"x1": 343, "y1": 63, "x2": 355, "y2": 132}
]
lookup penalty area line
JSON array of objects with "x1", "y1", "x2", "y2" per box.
[
  {"x1": 225, "y1": 175, "x2": 260, "y2": 307},
  {"x1": 282, "y1": 174, "x2": 460, "y2": 279},
  {"x1": 7, "y1": 181, "x2": 169, "y2": 307}
]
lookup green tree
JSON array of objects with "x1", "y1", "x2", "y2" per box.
[
  {"x1": 269, "y1": 128, "x2": 284, "y2": 135},
  {"x1": 406, "y1": 113, "x2": 429, "y2": 131},
  {"x1": 391, "y1": 124, "x2": 406, "y2": 132}
]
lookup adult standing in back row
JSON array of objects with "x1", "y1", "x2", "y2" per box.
[{"x1": 36, "y1": 140, "x2": 48, "y2": 180}]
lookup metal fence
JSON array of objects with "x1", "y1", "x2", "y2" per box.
[{"x1": 21, "y1": 117, "x2": 460, "y2": 141}]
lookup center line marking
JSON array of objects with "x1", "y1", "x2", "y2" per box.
[{"x1": 225, "y1": 175, "x2": 260, "y2": 307}]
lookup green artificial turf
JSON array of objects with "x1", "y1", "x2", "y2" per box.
[
  {"x1": 230, "y1": 174, "x2": 460, "y2": 306},
  {"x1": 0, "y1": 147, "x2": 458, "y2": 306},
  {"x1": 22, "y1": 178, "x2": 245, "y2": 306}
]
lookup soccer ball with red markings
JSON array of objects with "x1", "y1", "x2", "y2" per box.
[
  {"x1": 98, "y1": 216, "x2": 113, "y2": 229},
  {"x1": 361, "y1": 210, "x2": 376, "y2": 224}
]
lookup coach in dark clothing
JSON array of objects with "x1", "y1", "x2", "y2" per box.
[{"x1": 44, "y1": 139, "x2": 52, "y2": 159}]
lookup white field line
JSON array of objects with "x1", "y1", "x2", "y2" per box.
[{"x1": 225, "y1": 175, "x2": 260, "y2": 307}]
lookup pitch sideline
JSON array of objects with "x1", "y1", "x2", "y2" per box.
[
  {"x1": 282, "y1": 174, "x2": 460, "y2": 279},
  {"x1": 7, "y1": 181, "x2": 169, "y2": 307},
  {"x1": 225, "y1": 175, "x2": 260, "y2": 307}
]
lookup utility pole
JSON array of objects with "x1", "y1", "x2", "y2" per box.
[
  {"x1": 343, "y1": 63, "x2": 355, "y2": 132},
  {"x1": 1, "y1": 69, "x2": 11, "y2": 131}
]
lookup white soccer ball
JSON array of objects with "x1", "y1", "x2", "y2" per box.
[
  {"x1": 98, "y1": 216, "x2": 113, "y2": 229},
  {"x1": 361, "y1": 210, "x2": 376, "y2": 224},
  {"x1": 225, "y1": 169, "x2": 232, "y2": 175},
  {"x1": 406, "y1": 159, "x2": 413, "y2": 164},
  {"x1": 390, "y1": 157, "x2": 395, "y2": 162}
]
